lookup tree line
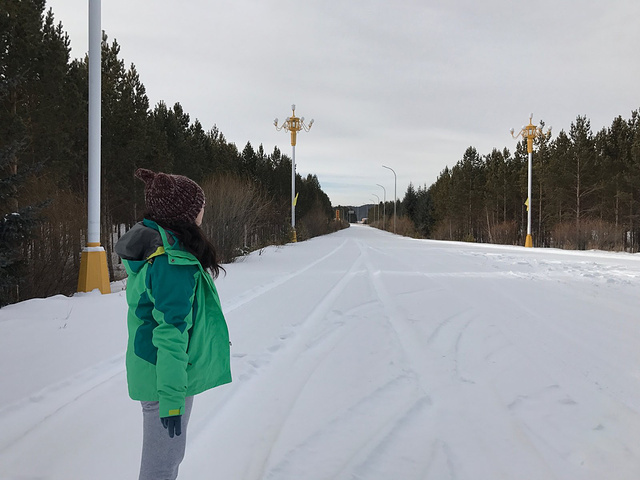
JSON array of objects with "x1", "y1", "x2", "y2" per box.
[
  {"x1": 0, "y1": 1, "x2": 340, "y2": 306},
  {"x1": 369, "y1": 112, "x2": 640, "y2": 251}
]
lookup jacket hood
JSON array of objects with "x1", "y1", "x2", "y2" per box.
[{"x1": 115, "y1": 220, "x2": 164, "y2": 262}]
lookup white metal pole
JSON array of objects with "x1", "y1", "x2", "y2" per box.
[
  {"x1": 78, "y1": 0, "x2": 109, "y2": 294},
  {"x1": 372, "y1": 194, "x2": 380, "y2": 224},
  {"x1": 382, "y1": 165, "x2": 396, "y2": 233},
  {"x1": 88, "y1": 0, "x2": 101, "y2": 246},
  {"x1": 393, "y1": 177, "x2": 396, "y2": 233},
  {"x1": 376, "y1": 183, "x2": 386, "y2": 230},
  {"x1": 291, "y1": 144, "x2": 296, "y2": 230},
  {"x1": 527, "y1": 151, "x2": 533, "y2": 238},
  {"x1": 383, "y1": 198, "x2": 385, "y2": 228}
]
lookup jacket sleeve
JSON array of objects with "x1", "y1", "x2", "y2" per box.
[{"x1": 148, "y1": 254, "x2": 198, "y2": 417}]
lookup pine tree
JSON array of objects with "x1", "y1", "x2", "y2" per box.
[
  {"x1": 429, "y1": 166, "x2": 452, "y2": 239},
  {"x1": 100, "y1": 35, "x2": 157, "y2": 225},
  {"x1": 627, "y1": 110, "x2": 640, "y2": 248},
  {"x1": 596, "y1": 116, "x2": 632, "y2": 227},
  {"x1": 414, "y1": 184, "x2": 434, "y2": 237},
  {"x1": 568, "y1": 116, "x2": 599, "y2": 247},
  {"x1": 533, "y1": 121, "x2": 552, "y2": 246},
  {"x1": 0, "y1": 139, "x2": 42, "y2": 306},
  {"x1": 241, "y1": 141, "x2": 258, "y2": 179},
  {"x1": 0, "y1": 0, "x2": 54, "y2": 305},
  {"x1": 402, "y1": 182, "x2": 418, "y2": 223},
  {"x1": 547, "y1": 130, "x2": 572, "y2": 223}
]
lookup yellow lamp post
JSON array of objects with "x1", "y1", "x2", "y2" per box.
[
  {"x1": 274, "y1": 104, "x2": 314, "y2": 242},
  {"x1": 511, "y1": 114, "x2": 551, "y2": 248}
]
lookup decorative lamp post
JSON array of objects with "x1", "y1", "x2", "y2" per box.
[
  {"x1": 382, "y1": 165, "x2": 397, "y2": 234},
  {"x1": 78, "y1": 0, "x2": 110, "y2": 294},
  {"x1": 510, "y1": 114, "x2": 552, "y2": 248},
  {"x1": 274, "y1": 105, "x2": 313, "y2": 242},
  {"x1": 376, "y1": 183, "x2": 386, "y2": 230}
]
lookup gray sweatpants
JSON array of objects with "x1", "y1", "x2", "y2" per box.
[{"x1": 139, "y1": 396, "x2": 194, "y2": 480}]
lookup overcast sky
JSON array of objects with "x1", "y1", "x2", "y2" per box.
[{"x1": 45, "y1": 0, "x2": 640, "y2": 206}]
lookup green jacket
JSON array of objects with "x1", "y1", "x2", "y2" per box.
[{"x1": 115, "y1": 219, "x2": 231, "y2": 417}]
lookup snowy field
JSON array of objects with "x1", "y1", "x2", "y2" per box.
[{"x1": 2, "y1": 224, "x2": 640, "y2": 480}]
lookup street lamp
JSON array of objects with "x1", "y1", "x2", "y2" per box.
[
  {"x1": 371, "y1": 193, "x2": 380, "y2": 224},
  {"x1": 376, "y1": 183, "x2": 386, "y2": 230},
  {"x1": 511, "y1": 113, "x2": 552, "y2": 248},
  {"x1": 382, "y1": 165, "x2": 397, "y2": 234},
  {"x1": 274, "y1": 104, "x2": 314, "y2": 242}
]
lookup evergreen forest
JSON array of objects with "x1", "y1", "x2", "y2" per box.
[{"x1": 370, "y1": 113, "x2": 640, "y2": 253}]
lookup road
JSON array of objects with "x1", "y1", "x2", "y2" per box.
[{"x1": 2, "y1": 224, "x2": 640, "y2": 479}]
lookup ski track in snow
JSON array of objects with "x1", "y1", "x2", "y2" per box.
[
  {"x1": 4, "y1": 225, "x2": 640, "y2": 479},
  {"x1": 233, "y1": 247, "x2": 369, "y2": 479},
  {"x1": 0, "y1": 240, "x2": 351, "y2": 467},
  {"x1": 0, "y1": 353, "x2": 125, "y2": 454},
  {"x1": 355, "y1": 236, "x2": 640, "y2": 479},
  {"x1": 222, "y1": 239, "x2": 350, "y2": 315}
]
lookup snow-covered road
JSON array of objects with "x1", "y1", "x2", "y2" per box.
[{"x1": 2, "y1": 224, "x2": 640, "y2": 479}]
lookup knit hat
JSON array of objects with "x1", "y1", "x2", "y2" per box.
[{"x1": 135, "y1": 168, "x2": 205, "y2": 225}]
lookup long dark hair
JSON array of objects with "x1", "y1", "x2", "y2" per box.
[{"x1": 150, "y1": 216, "x2": 225, "y2": 279}]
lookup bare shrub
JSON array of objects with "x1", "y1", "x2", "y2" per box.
[
  {"x1": 462, "y1": 233, "x2": 476, "y2": 242},
  {"x1": 548, "y1": 223, "x2": 574, "y2": 249},
  {"x1": 585, "y1": 220, "x2": 625, "y2": 251},
  {"x1": 431, "y1": 219, "x2": 468, "y2": 241},
  {"x1": 371, "y1": 216, "x2": 418, "y2": 237},
  {"x1": 297, "y1": 207, "x2": 332, "y2": 241},
  {"x1": 200, "y1": 174, "x2": 281, "y2": 262},
  {"x1": 19, "y1": 178, "x2": 86, "y2": 300},
  {"x1": 393, "y1": 216, "x2": 418, "y2": 237},
  {"x1": 550, "y1": 220, "x2": 625, "y2": 251},
  {"x1": 430, "y1": 221, "x2": 452, "y2": 240},
  {"x1": 488, "y1": 221, "x2": 518, "y2": 245},
  {"x1": 330, "y1": 219, "x2": 349, "y2": 232}
]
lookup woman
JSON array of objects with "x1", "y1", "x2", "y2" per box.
[{"x1": 115, "y1": 168, "x2": 231, "y2": 480}]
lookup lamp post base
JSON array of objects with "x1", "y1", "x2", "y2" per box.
[
  {"x1": 525, "y1": 234, "x2": 533, "y2": 248},
  {"x1": 78, "y1": 244, "x2": 111, "y2": 294},
  {"x1": 291, "y1": 228, "x2": 297, "y2": 243}
]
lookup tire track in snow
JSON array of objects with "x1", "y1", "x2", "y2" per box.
[
  {"x1": 186, "y1": 240, "x2": 370, "y2": 480},
  {"x1": 356, "y1": 239, "x2": 482, "y2": 384},
  {"x1": 222, "y1": 238, "x2": 350, "y2": 314},
  {"x1": 360, "y1": 237, "x2": 638, "y2": 479},
  {"x1": 262, "y1": 377, "x2": 430, "y2": 480},
  {"x1": 346, "y1": 396, "x2": 445, "y2": 480},
  {"x1": 0, "y1": 240, "x2": 353, "y2": 459},
  {"x1": 354, "y1": 238, "x2": 555, "y2": 479},
  {"x1": 0, "y1": 353, "x2": 125, "y2": 454},
  {"x1": 349, "y1": 239, "x2": 460, "y2": 477},
  {"x1": 355, "y1": 239, "x2": 470, "y2": 389}
]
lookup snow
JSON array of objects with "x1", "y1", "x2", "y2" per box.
[{"x1": 2, "y1": 224, "x2": 640, "y2": 479}]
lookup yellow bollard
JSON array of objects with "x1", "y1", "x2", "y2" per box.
[
  {"x1": 525, "y1": 235, "x2": 533, "y2": 248},
  {"x1": 78, "y1": 243, "x2": 111, "y2": 293}
]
